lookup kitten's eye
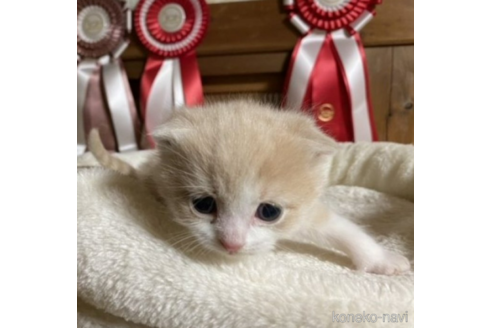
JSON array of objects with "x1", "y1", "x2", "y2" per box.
[
  {"x1": 256, "y1": 203, "x2": 282, "y2": 222},
  {"x1": 192, "y1": 197, "x2": 217, "y2": 214}
]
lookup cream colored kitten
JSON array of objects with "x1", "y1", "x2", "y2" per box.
[{"x1": 89, "y1": 100, "x2": 410, "y2": 275}]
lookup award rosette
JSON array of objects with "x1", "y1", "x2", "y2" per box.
[
  {"x1": 77, "y1": 0, "x2": 140, "y2": 155},
  {"x1": 135, "y1": 0, "x2": 209, "y2": 147},
  {"x1": 283, "y1": 0, "x2": 381, "y2": 142}
]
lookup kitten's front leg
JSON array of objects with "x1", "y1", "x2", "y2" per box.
[{"x1": 316, "y1": 213, "x2": 411, "y2": 275}]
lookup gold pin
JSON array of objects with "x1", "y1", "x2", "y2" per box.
[{"x1": 318, "y1": 103, "x2": 335, "y2": 122}]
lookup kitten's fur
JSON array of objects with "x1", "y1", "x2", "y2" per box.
[{"x1": 89, "y1": 100, "x2": 410, "y2": 275}]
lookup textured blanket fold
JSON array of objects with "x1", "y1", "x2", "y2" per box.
[{"x1": 77, "y1": 142, "x2": 414, "y2": 328}]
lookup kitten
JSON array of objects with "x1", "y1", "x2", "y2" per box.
[{"x1": 88, "y1": 100, "x2": 410, "y2": 275}]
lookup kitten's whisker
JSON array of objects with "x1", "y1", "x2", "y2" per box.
[
  {"x1": 167, "y1": 234, "x2": 197, "y2": 248},
  {"x1": 275, "y1": 244, "x2": 296, "y2": 253},
  {"x1": 187, "y1": 241, "x2": 205, "y2": 254},
  {"x1": 167, "y1": 233, "x2": 193, "y2": 244},
  {"x1": 182, "y1": 240, "x2": 202, "y2": 254}
]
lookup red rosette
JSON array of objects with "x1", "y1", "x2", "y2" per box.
[
  {"x1": 77, "y1": 0, "x2": 126, "y2": 58},
  {"x1": 294, "y1": 0, "x2": 376, "y2": 31},
  {"x1": 134, "y1": 0, "x2": 209, "y2": 58}
]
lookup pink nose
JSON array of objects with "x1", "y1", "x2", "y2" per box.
[{"x1": 219, "y1": 240, "x2": 243, "y2": 253}]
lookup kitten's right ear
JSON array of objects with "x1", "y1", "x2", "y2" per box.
[{"x1": 152, "y1": 120, "x2": 190, "y2": 149}]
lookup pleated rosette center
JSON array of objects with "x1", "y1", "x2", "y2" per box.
[
  {"x1": 135, "y1": 0, "x2": 208, "y2": 58},
  {"x1": 77, "y1": 0, "x2": 125, "y2": 59},
  {"x1": 296, "y1": 0, "x2": 372, "y2": 31}
]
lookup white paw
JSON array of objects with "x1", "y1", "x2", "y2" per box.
[{"x1": 355, "y1": 251, "x2": 411, "y2": 275}]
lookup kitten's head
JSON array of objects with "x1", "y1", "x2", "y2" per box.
[{"x1": 151, "y1": 100, "x2": 338, "y2": 256}]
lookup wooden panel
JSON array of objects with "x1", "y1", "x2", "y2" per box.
[
  {"x1": 124, "y1": 52, "x2": 290, "y2": 79},
  {"x1": 202, "y1": 74, "x2": 284, "y2": 94},
  {"x1": 199, "y1": 52, "x2": 290, "y2": 76},
  {"x1": 124, "y1": 60, "x2": 146, "y2": 80},
  {"x1": 205, "y1": 93, "x2": 283, "y2": 105},
  {"x1": 359, "y1": 0, "x2": 414, "y2": 49},
  {"x1": 387, "y1": 46, "x2": 414, "y2": 144},
  {"x1": 124, "y1": 47, "x2": 396, "y2": 81},
  {"x1": 126, "y1": 47, "x2": 404, "y2": 143},
  {"x1": 122, "y1": 0, "x2": 414, "y2": 59},
  {"x1": 366, "y1": 47, "x2": 393, "y2": 141}
]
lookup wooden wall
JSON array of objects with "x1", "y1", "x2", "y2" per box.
[{"x1": 122, "y1": 0, "x2": 414, "y2": 143}]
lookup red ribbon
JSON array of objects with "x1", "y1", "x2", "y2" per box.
[
  {"x1": 180, "y1": 51, "x2": 204, "y2": 105},
  {"x1": 283, "y1": 1, "x2": 380, "y2": 142},
  {"x1": 135, "y1": 0, "x2": 208, "y2": 148},
  {"x1": 140, "y1": 51, "x2": 204, "y2": 113},
  {"x1": 311, "y1": 34, "x2": 353, "y2": 141},
  {"x1": 140, "y1": 55, "x2": 164, "y2": 122}
]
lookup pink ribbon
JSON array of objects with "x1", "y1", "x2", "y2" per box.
[
  {"x1": 82, "y1": 63, "x2": 117, "y2": 152},
  {"x1": 77, "y1": 0, "x2": 140, "y2": 155},
  {"x1": 77, "y1": 58, "x2": 140, "y2": 154}
]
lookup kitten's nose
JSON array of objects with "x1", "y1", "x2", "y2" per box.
[{"x1": 219, "y1": 239, "x2": 243, "y2": 254}]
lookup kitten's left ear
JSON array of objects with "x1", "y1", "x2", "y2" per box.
[
  {"x1": 293, "y1": 116, "x2": 340, "y2": 158},
  {"x1": 306, "y1": 127, "x2": 340, "y2": 158},
  {"x1": 303, "y1": 126, "x2": 339, "y2": 181}
]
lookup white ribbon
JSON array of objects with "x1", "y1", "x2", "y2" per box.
[
  {"x1": 145, "y1": 59, "x2": 184, "y2": 134},
  {"x1": 290, "y1": 14, "x2": 311, "y2": 35},
  {"x1": 77, "y1": 60, "x2": 99, "y2": 156},
  {"x1": 285, "y1": 30, "x2": 326, "y2": 110},
  {"x1": 332, "y1": 28, "x2": 372, "y2": 141},
  {"x1": 172, "y1": 59, "x2": 185, "y2": 108},
  {"x1": 126, "y1": 9, "x2": 132, "y2": 33},
  {"x1": 350, "y1": 10, "x2": 374, "y2": 33},
  {"x1": 102, "y1": 60, "x2": 138, "y2": 152},
  {"x1": 113, "y1": 39, "x2": 130, "y2": 59}
]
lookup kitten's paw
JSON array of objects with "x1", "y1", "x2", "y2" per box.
[{"x1": 356, "y1": 251, "x2": 411, "y2": 275}]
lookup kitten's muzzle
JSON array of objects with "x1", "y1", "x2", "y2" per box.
[{"x1": 218, "y1": 239, "x2": 244, "y2": 254}]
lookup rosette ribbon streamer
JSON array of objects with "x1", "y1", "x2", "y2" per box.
[
  {"x1": 77, "y1": 0, "x2": 140, "y2": 155},
  {"x1": 135, "y1": 0, "x2": 209, "y2": 147},
  {"x1": 283, "y1": 0, "x2": 381, "y2": 141}
]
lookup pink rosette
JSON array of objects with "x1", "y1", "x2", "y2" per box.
[
  {"x1": 77, "y1": 0, "x2": 125, "y2": 58},
  {"x1": 77, "y1": 0, "x2": 140, "y2": 155}
]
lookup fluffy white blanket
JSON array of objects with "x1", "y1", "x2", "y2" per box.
[{"x1": 77, "y1": 142, "x2": 414, "y2": 328}]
